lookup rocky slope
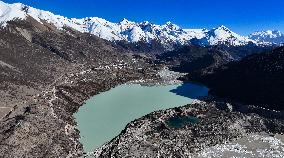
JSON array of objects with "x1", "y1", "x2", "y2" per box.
[
  {"x1": 157, "y1": 45, "x2": 234, "y2": 74},
  {"x1": 156, "y1": 44, "x2": 276, "y2": 77},
  {"x1": 186, "y1": 46, "x2": 284, "y2": 111}
]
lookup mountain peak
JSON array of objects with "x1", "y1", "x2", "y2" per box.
[
  {"x1": 140, "y1": 21, "x2": 151, "y2": 25},
  {"x1": 215, "y1": 25, "x2": 231, "y2": 32},
  {"x1": 265, "y1": 30, "x2": 281, "y2": 36},
  {"x1": 165, "y1": 21, "x2": 173, "y2": 25},
  {"x1": 210, "y1": 25, "x2": 235, "y2": 38},
  {"x1": 120, "y1": 18, "x2": 132, "y2": 24},
  {"x1": 164, "y1": 21, "x2": 180, "y2": 30},
  {"x1": 0, "y1": 1, "x2": 27, "y2": 26}
]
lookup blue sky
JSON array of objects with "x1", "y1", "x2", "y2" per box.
[{"x1": 3, "y1": 0, "x2": 284, "y2": 35}]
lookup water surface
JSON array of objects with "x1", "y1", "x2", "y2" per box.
[
  {"x1": 74, "y1": 83, "x2": 208, "y2": 152},
  {"x1": 166, "y1": 116, "x2": 200, "y2": 129}
]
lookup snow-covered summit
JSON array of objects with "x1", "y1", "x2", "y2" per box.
[
  {"x1": 0, "y1": 1, "x2": 281, "y2": 48},
  {"x1": 0, "y1": 1, "x2": 85, "y2": 31},
  {"x1": 250, "y1": 30, "x2": 282, "y2": 39},
  {"x1": 249, "y1": 30, "x2": 284, "y2": 45},
  {"x1": 195, "y1": 25, "x2": 255, "y2": 46},
  {"x1": 0, "y1": 2, "x2": 26, "y2": 26}
]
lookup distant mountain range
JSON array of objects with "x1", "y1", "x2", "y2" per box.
[
  {"x1": 1, "y1": 1, "x2": 284, "y2": 49},
  {"x1": 249, "y1": 30, "x2": 284, "y2": 45}
]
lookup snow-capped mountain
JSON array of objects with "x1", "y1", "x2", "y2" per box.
[
  {"x1": 249, "y1": 30, "x2": 284, "y2": 45},
  {"x1": 189, "y1": 26, "x2": 255, "y2": 46},
  {"x1": 0, "y1": 1, "x2": 282, "y2": 49}
]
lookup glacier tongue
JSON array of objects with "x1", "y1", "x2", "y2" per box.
[{"x1": 0, "y1": 1, "x2": 276, "y2": 48}]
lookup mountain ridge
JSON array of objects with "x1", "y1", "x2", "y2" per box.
[
  {"x1": 249, "y1": 30, "x2": 284, "y2": 45},
  {"x1": 0, "y1": 1, "x2": 283, "y2": 49}
]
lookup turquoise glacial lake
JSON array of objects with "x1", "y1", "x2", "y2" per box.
[{"x1": 74, "y1": 83, "x2": 208, "y2": 153}]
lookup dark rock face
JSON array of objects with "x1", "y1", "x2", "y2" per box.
[
  {"x1": 156, "y1": 45, "x2": 274, "y2": 75},
  {"x1": 216, "y1": 44, "x2": 275, "y2": 59},
  {"x1": 187, "y1": 46, "x2": 284, "y2": 111},
  {"x1": 157, "y1": 45, "x2": 234, "y2": 74},
  {"x1": 115, "y1": 39, "x2": 167, "y2": 54},
  {"x1": 0, "y1": 18, "x2": 160, "y2": 157},
  {"x1": 94, "y1": 100, "x2": 284, "y2": 157}
]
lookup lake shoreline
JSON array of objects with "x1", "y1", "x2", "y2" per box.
[
  {"x1": 72, "y1": 67, "x2": 201, "y2": 155},
  {"x1": 61, "y1": 67, "x2": 185, "y2": 157},
  {"x1": 74, "y1": 82, "x2": 208, "y2": 153}
]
